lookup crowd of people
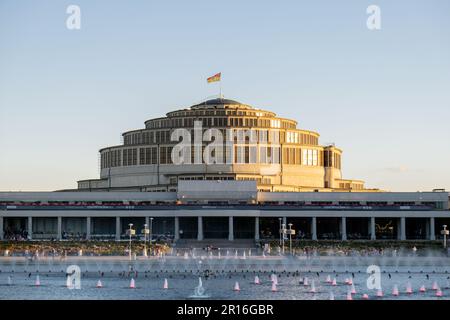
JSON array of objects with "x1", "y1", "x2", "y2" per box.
[
  {"x1": 0, "y1": 241, "x2": 171, "y2": 257},
  {"x1": 3, "y1": 228, "x2": 29, "y2": 241}
]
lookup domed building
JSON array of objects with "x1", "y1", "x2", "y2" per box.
[{"x1": 77, "y1": 98, "x2": 366, "y2": 192}]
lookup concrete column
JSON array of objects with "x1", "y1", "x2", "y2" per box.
[
  {"x1": 197, "y1": 216, "x2": 203, "y2": 241},
  {"x1": 86, "y1": 217, "x2": 91, "y2": 240},
  {"x1": 311, "y1": 217, "x2": 317, "y2": 240},
  {"x1": 400, "y1": 217, "x2": 406, "y2": 240},
  {"x1": 27, "y1": 217, "x2": 32, "y2": 240},
  {"x1": 57, "y1": 217, "x2": 62, "y2": 240},
  {"x1": 115, "y1": 217, "x2": 121, "y2": 241},
  {"x1": 254, "y1": 217, "x2": 260, "y2": 240},
  {"x1": 0, "y1": 216, "x2": 3, "y2": 240},
  {"x1": 174, "y1": 217, "x2": 180, "y2": 240},
  {"x1": 429, "y1": 217, "x2": 436, "y2": 240},
  {"x1": 341, "y1": 217, "x2": 347, "y2": 241},
  {"x1": 370, "y1": 217, "x2": 376, "y2": 240},
  {"x1": 228, "y1": 216, "x2": 234, "y2": 241}
]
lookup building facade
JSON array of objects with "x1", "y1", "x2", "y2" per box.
[
  {"x1": 3, "y1": 98, "x2": 448, "y2": 244},
  {"x1": 77, "y1": 98, "x2": 368, "y2": 192},
  {"x1": 1, "y1": 182, "x2": 448, "y2": 242}
]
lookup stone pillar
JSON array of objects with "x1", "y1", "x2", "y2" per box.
[
  {"x1": 429, "y1": 217, "x2": 436, "y2": 240},
  {"x1": 27, "y1": 217, "x2": 33, "y2": 240},
  {"x1": 254, "y1": 217, "x2": 260, "y2": 240},
  {"x1": 341, "y1": 217, "x2": 347, "y2": 241},
  {"x1": 174, "y1": 217, "x2": 180, "y2": 240},
  {"x1": 115, "y1": 217, "x2": 121, "y2": 241},
  {"x1": 370, "y1": 217, "x2": 376, "y2": 240},
  {"x1": 0, "y1": 216, "x2": 3, "y2": 240},
  {"x1": 57, "y1": 217, "x2": 62, "y2": 240},
  {"x1": 228, "y1": 216, "x2": 234, "y2": 241},
  {"x1": 400, "y1": 217, "x2": 406, "y2": 240},
  {"x1": 86, "y1": 217, "x2": 91, "y2": 240},
  {"x1": 197, "y1": 216, "x2": 203, "y2": 241},
  {"x1": 311, "y1": 217, "x2": 317, "y2": 240}
]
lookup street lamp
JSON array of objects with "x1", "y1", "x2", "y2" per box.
[
  {"x1": 278, "y1": 218, "x2": 282, "y2": 248},
  {"x1": 128, "y1": 223, "x2": 134, "y2": 260},
  {"x1": 143, "y1": 223, "x2": 148, "y2": 257},
  {"x1": 441, "y1": 225, "x2": 449, "y2": 249},
  {"x1": 150, "y1": 217, "x2": 154, "y2": 255},
  {"x1": 288, "y1": 223, "x2": 293, "y2": 255},
  {"x1": 281, "y1": 223, "x2": 286, "y2": 255}
]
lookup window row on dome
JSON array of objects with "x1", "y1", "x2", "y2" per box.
[
  {"x1": 100, "y1": 145, "x2": 340, "y2": 169},
  {"x1": 166, "y1": 108, "x2": 275, "y2": 118},
  {"x1": 144, "y1": 116, "x2": 296, "y2": 130},
  {"x1": 124, "y1": 128, "x2": 318, "y2": 146}
]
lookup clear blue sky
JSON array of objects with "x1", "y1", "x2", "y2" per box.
[{"x1": 0, "y1": 0, "x2": 449, "y2": 191}]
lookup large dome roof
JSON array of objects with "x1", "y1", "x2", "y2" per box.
[{"x1": 190, "y1": 98, "x2": 252, "y2": 109}]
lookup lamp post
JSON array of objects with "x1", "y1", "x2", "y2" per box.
[
  {"x1": 143, "y1": 223, "x2": 148, "y2": 257},
  {"x1": 441, "y1": 225, "x2": 449, "y2": 249},
  {"x1": 150, "y1": 217, "x2": 154, "y2": 255},
  {"x1": 278, "y1": 218, "x2": 282, "y2": 248},
  {"x1": 281, "y1": 223, "x2": 286, "y2": 255},
  {"x1": 288, "y1": 223, "x2": 293, "y2": 255},
  {"x1": 128, "y1": 223, "x2": 134, "y2": 260}
]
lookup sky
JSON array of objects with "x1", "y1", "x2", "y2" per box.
[{"x1": 0, "y1": 0, "x2": 449, "y2": 192}]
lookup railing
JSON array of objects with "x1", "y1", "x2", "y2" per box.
[{"x1": 0, "y1": 204, "x2": 439, "y2": 211}]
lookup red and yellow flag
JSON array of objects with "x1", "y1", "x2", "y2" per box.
[{"x1": 207, "y1": 72, "x2": 221, "y2": 83}]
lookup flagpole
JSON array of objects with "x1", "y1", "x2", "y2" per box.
[{"x1": 219, "y1": 81, "x2": 222, "y2": 99}]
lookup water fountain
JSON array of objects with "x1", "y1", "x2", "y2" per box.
[
  {"x1": 271, "y1": 274, "x2": 278, "y2": 285},
  {"x1": 406, "y1": 281, "x2": 412, "y2": 294},
  {"x1": 350, "y1": 283, "x2": 356, "y2": 295},
  {"x1": 432, "y1": 281, "x2": 438, "y2": 290},
  {"x1": 376, "y1": 289, "x2": 384, "y2": 297},
  {"x1": 310, "y1": 280, "x2": 316, "y2": 293},
  {"x1": 419, "y1": 285, "x2": 426, "y2": 292},
  {"x1": 436, "y1": 287, "x2": 443, "y2": 297},
  {"x1": 326, "y1": 275, "x2": 331, "y2": 283},
  {"x1": 163, "y1": 278, "x2": 169, "y2": 289},
  {"x1": 130, "y1": 278, "x2": 136, "y2": 289},
  {"x1": 392, "y1": 284, "x2": 399, "y2": 296},
  {"x1": 303, "y1": 277, "x2": 309, "y2": 287},
  {"x1": 35, "y1": 275, "x2": 40, "y2": 286},
  {"x1": 332, "y1": 278, "x2": 337, "y2": 286},
  {"x1": 346, "y1": 290, "x2": 353, "y2": 300},
  {"x1": 233, "y1": 281, "x2": 240, "y2": 291},
  {"x1": 329, "y1": 291, "x2": 335, "y2": 300},
  {"x1": 254, "y1": 275, "x2": 260, "y2": 284},
  {"x1": 271, "y1": 281, "x2": 277, "y2": 292},
  {"x1": 362, "y1": 293, "x2": 369, "y2": 299},
  {"x1": 189, "y1": 277, "x2": 210, "y2": 299},
  {"x1": 7, "y1": 276, "x2": 12, "y2": 286},
  {"x1": 96, "y1": 280, "x2": 103, "y2": 288}
]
